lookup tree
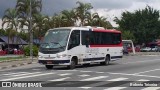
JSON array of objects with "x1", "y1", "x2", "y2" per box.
[
  {"x1": 61, "y1": 10, "x2": 76, "y2": 26},
  {"x1": 16, "y1": 0, "x2": 42, "y2": 31},
  {"x1": 2, "y1": 8, "x2": 19, "y2": 49},
  {"x1": 114, "y1": 6, "x2": 160, "y2": 44},
  {"x1": 2, "y1": 8, "x2": 18, "y2": 31},
  {"x1": 75, "y1": 1, "x2": 93, "y2": 26},
  {"x1": 0, "y1": 29, "x2": 6, "y2": 36},
  {"x1": 84, "y1": 12, "x2": 99, "y2": 26}
]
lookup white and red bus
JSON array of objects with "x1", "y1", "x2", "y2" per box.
[{"x1": 38, "y1": 27, "x2": 123, "y2": 69}]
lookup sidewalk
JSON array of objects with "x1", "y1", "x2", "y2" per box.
[
  {"x1": 0, "y1": 55, "x2": 38, "y2": 70},
  {"x1": 129, "y1": 52, "x2": 160, "y2": 56}
]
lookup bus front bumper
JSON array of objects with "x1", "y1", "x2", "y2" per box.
[{"x1": 38, "y1": 60, "x2": 70, "y2": 65}]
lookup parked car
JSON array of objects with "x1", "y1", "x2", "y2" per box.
[
  {"x1": 135, "y1": 47, "x2": 140, "y2": 52},
  {"x1": 140, "y1": 47, "x2": 151, "y2": 52}
]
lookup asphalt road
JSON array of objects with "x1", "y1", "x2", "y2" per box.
[{"x1": 0, "y1": 55, "x2": 160, "y2": 90}]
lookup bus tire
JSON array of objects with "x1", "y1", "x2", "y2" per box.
[
  {"x1": 45, "y1": 65, "x2": 53, "y2": 69},
  {"x1": 100, "y1": 56, "x2": 110, "y2": 65},
  {"x1": 67, "y1": 60, "x2": 76, "y2": 69}
]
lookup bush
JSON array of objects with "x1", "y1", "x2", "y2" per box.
[{"x1": 24, "y1": 45, "x2": 39, "y2": 56}]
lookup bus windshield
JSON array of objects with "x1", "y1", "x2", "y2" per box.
[{"x1": 39, "y1": 29, "x2": 70, "y2": 53}]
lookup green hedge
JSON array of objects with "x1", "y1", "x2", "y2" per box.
[{"x1": 24, "y1": 45, "x2": 39, "y2": 56}]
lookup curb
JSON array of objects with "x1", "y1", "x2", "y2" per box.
[
  {"x1": 0, "y1": 61, "x2": 37, "y2": 70},
  {"x1": 124, "y1": 53, "x2": 160, "y2": 56}
]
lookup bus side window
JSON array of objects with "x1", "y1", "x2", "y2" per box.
[{"x1": 68, "y1": 30, "x2": 80, "y2": 50}]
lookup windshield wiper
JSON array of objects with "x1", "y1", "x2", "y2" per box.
[
  {"x1": 50, "y1": 42, "x2": 65, "y2": 50},
  {"x1": 40, "y1": 42, "x2": 49, "y2": 47}
]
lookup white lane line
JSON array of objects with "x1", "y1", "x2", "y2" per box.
[
  {"x1": 3, "y1": 72, "x2": 28, "y2": 75},
  {"x1": 104, "y1": 87, "x2": 127, "y2": 90},
  {"x1": 78, "y1": 87, "x2": 92, "y2": 89},
  {"x1": 122, "y1": 59, "x2": 160, "y2": 64},
  {"x1": 0, "y1": 72, "x2": 55, "y2": 81},
  {"x1": 107, "y1": 77, "x2": 128, "y2": 81},
  {"x1": 107, "y1": 72, "x2": 135, "y2": 76},
  {"x1": 32, "y1": 69, "x2": 41, "y2": 70},
  {"x1": 57, "y1": 70, "x2": 77, "y2": 71},
  {"x1": 80, "y1": 70, "x2": 93, "y2": 73},
  {"x1": 141, "y1": 87, "x2": 160, "y2": 90},
  {"x1": 133, "y1": 69, "x2": 160, "y2": 75},
  {"x1": 12, "y1": 72, "x2": 41, "y2": 77},
  {"x1": 107, "y1": 72, "x2": 160, "y2": 79},
  {"x1": 137, "y1": 79, "x2": 150, "y2": 81},
  {"x1": 80, "y1": 76, "x2": 108, "y2": 81},
  {"x1": 96, "y1": 72, "x2": 105, "y2": 74},
  {"x1": 78, "y1": 74, "x2": 90, "y2": 77},
  {"x1": 58, "y1": 73, "x2": 72, "y2": 76},
  {"x1": 49, "y1": 77, "x2": 70, "y2": 81},
  {"x1": 79, "y1": 77, "x2": 128, "y2": 89}
]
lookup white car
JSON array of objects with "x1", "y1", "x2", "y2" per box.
[{"x1": 140, "y1": 47, "x2": 151, "y2": 52}]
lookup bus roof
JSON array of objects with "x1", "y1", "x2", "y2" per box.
[
  {"x1": 48, "y1": 27, "x2": 121, "y2": 33},
  {"x1": 93, "y1": 28, "x2": 121, "y2": 33}
]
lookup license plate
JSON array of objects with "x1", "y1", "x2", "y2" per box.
[
  {"x1": 47, "y1": 61, "x2": 52, "y2": 64},
  {"x1": 44, "y1": 57, "x2": 52, "y2": 59}
]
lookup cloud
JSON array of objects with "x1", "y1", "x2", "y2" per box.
[
  {"x1": 0, "y1": 0, "x2": 16, "y2": 18},
  {"x1": 1, "y1": 0, "x2": 160, "y2": 28}
]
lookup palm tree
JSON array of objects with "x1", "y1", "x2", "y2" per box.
[
  {"x1": 94, "y1": 16, "x2": 113, "y2": 29},
  {"x1": 84, "y1": 12, "x2": 99, "y2": 26},
  {"x1": 61, "y1": 10, "x2": 77, "y2": 27},
  {"x1": 2, "y1": 8, "x2": 18, "y2": 31},
  {"x1": 2, "y1": 8, "x2": 19, "y2": 50},
  {"x1": 32, "y1": 14, "x2": 50, "y2": 39},
  {"x1": 75, "y1": 1, "x2": 93, "y2": 26},
  {"x1": 16, "y1": 0, "x2": 42, "y2": 32}
]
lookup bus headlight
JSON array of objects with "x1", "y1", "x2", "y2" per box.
[
  {"x1": 39, "y1": 55, "x2": 43, "y2": 58},
  {"x1": 56, "y1": 54, "x2": 67, "y2": 58}
]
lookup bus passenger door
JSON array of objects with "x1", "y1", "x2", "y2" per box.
[{"x1": 82, "y1": 31, "x2": 93, "y2": 63}]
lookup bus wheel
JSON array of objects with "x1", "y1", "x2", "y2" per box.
[
  {"x1": 45, "y1": 65, "x2": 53, "y2": 69},
  {"x1": 67, "y1": 60, "x2": 76, "y2": 69},
  {"x1": 100, "y1": 56, "x2": 110, "y2": 65}
]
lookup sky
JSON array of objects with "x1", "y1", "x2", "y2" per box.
[{"x1": 1, "y1": 0, "x2": 160, "y2": 29}]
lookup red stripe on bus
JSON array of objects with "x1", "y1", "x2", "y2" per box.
[
  {"x1": 90, "y1": 44, "x2": 122, "y2": 47},
  {"x1": 93, "y1": 29, "x2": 121, "y2": 33}
]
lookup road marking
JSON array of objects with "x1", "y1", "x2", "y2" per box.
[
  {"x1": 107, "y1": 77, "x2": 128, "y2": 81},
  {"x1": 106, "y1": 72, "x2": 160, "y2": 78},
  {"x1": 0, "y1": 72, "x2": 55, "y2": 81},
  {"x1": 137, "y1": 79, "x2": 150, "y2": 81},
  {"x1": 57, "y1": 70, "x2": 78, "y2": 71},
  {"x1": 80, "y1": 76, "x2": 108, "y2": 81},
  {"x1": 78, "y1": 74, "x2": 90, "y2": 77},
  {"x1": 142, "y1": 55, "x2": 160, "y2": 56},
  {"x1": 133, "y1": 69, "x2": 160, "y2": 75},
  {"x1": 141, "y1": 87, "x2": 160, "y2": 90},
  {"x1": 12, "y1": 72, "x2": 41, "y2": 77},
  {"x1": 96, "y1": 72, "x2": 105, "y2": 74},
  {"x1": 58, "y1": 73, "x2": 72, "y2": 76},
  {"x1": 122, "y1": 59, "x2": 160, "y2": 64},
  {"x1": 104, "y1": 87, "x2": 127, "y2": 90},
  {"x1": 32, "y1": 69, "x2": 41, "y2": 70},
  {"x1": 3, "y1": 72, "x2": 28, "y2": 75},
  {"x1": 80, "y1": 70, "x2": 93, "y2": 73},
  {"x1": 78, "y1": 87, "x2": 92, "y2": 89},
  {"x1": 107, "y1": 72, "x2": 135, "y2": 76},
  {"x1": 49, "y1": 77, "x2": 70, "y2": 81}
]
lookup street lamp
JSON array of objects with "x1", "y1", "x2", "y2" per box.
[{"x1": 29, "y1": 0, "x2": 33, "y2": 61}]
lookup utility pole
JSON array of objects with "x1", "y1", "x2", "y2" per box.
[{"x1": 29, "y1": 0, "x2": 33, "y2": 61}]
